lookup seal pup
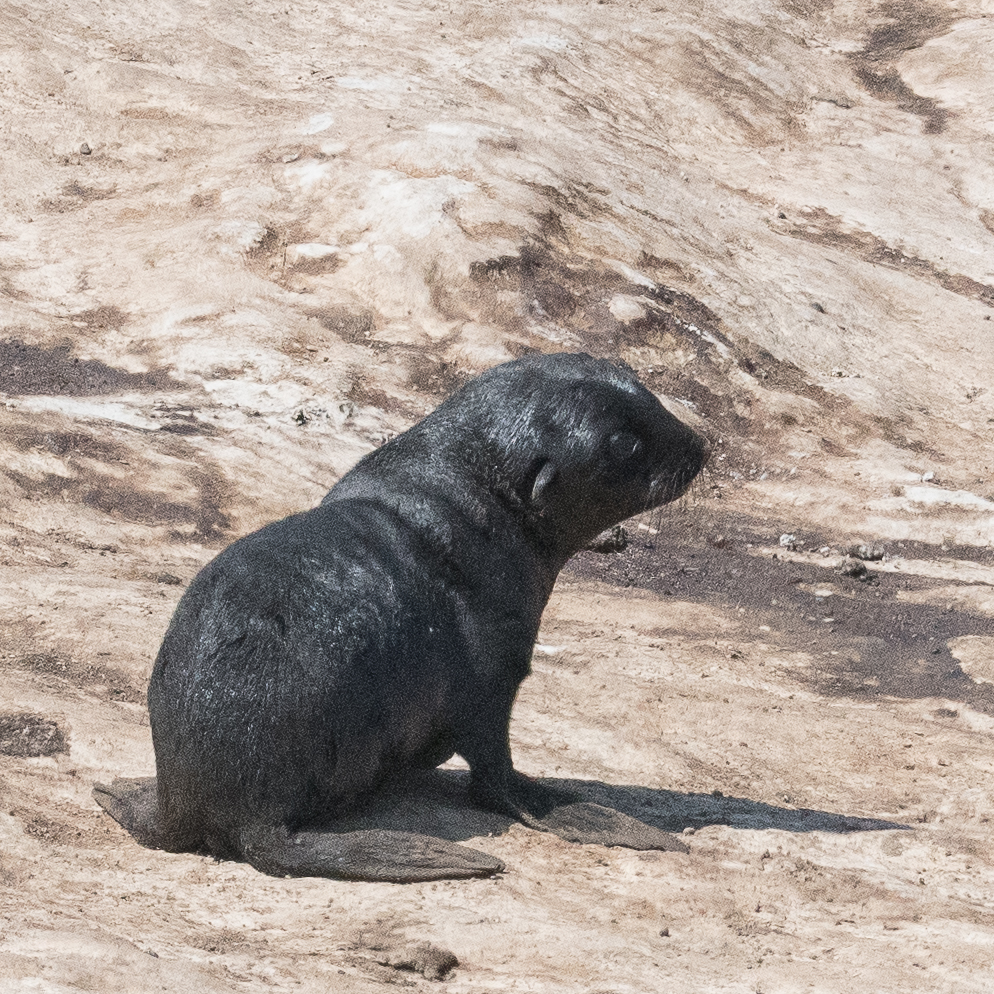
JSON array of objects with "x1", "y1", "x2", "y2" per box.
[{"x1": 94, "y1": 353, "x2": 707, "y2": 881}]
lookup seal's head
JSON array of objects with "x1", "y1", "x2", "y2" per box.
[{"x1": 433, "y1": 352, "x2": 708, "y2": 556}]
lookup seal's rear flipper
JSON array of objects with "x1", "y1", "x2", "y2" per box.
[
  {"x1": 523, "y1": 802, "x2": 689, "y2": 853},
  {"x1": 92, "y1": 777, "x2": 165, "y2": 848},
  {"x1": 240, "y1": 826, "x2": 504, "y2": 883}
]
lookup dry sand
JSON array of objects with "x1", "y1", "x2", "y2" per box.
[{"x1": 1, "y1": 0, "x2": 993, "y2": 990}]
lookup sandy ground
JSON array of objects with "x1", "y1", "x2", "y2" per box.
[{"x1": 1, "y1": 0, "x2": 993, "y2": 990}]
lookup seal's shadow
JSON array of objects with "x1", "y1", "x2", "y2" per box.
[{"x1": 327, "y1": 769, "x2": 906, "y2": 841}]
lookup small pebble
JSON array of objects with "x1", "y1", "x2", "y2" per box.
[
  {"x1": 846, "y1": 543, "x2": 884, "y2": 561},
  {"x1": 377, "y1": 942, "x2": 458, "y2": 981},
  {"x1": 584, "y1": 524, "x2": 628, "y2": 554},
  {"x1": 835, "y1": 557, "x2": 868, "y2": 578},
  {"x1": 80, "y1": 142, "x2": 91, "y2": 155}
]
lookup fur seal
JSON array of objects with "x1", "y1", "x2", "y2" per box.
[{"x1": 94, "y1": 352, "x2": 707, "y2": 881}]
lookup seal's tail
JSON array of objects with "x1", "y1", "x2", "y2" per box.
[{"x1": 92, "y1": 776, "x2": 166, "y2": 849}]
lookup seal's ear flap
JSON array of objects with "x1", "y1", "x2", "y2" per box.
[{"x1": 530, "y1": 460, "x2": 557, "y2": 505}]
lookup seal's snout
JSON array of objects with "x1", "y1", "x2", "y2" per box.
[
  {"x1": 688, "y1": 430, "x2": 711, "y2": 479},
  {"x1": 650, "y1": 421, "x2": 709, "y2": 505}
]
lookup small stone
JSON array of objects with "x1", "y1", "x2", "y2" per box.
[
  {"x1": 846, "y1": 543, "x2": 884, "y2": 561},
  {"x1": 779, "y1": 533, "x2": 796, "y2": 549},
  {"x1": 377, "y1": 942, "x2": 458, "y2": 981},
  {"x1": 835, "y1": 557, "x2": 868, "y2": 578},
  {"x1": 659, "y1": 927, "x2": 670, "y2": 937},
  {"x1": 584, "y1": 524, "x2": 628, "y2": 553},
  {"x1": 80, "y1": 142, "x2": 91, "y2": 155}
]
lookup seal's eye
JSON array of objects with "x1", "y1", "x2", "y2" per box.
[{"x1": 607, "y1": 431, "x2": 642, "y2": 463}]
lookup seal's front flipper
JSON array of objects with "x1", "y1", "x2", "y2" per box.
[
  {"x1": 525, "y1": 802, "x2": 689, "y2": 853},
  {"x1": 92, "y1": 777, "x2": 164, "y2": 848},
  {"x1": 240, "y1": 826, "x2": 504, "y2": 883}
]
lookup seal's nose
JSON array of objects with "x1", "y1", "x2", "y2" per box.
[
  {"x1": 694, "y1": 433, "x2": 712, "y2": 473},
  {"x1": 652, "y1": 425, "x2": 709, "y2": 504},
  {"x1": 678, "y1": 429, "x2": 709, "y2": 492}
]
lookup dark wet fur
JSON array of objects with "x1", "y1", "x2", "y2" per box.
[{"x1": 95, "y1": 353, "x2": 707, "y2": 880}]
